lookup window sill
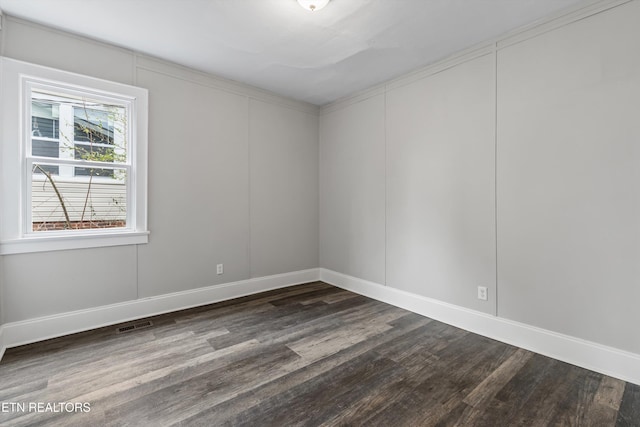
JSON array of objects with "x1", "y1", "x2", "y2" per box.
[{"x1": 0, "y1": 230, "x2": 149, "y2": 255}]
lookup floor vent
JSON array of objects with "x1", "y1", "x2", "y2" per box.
[{"x1": 116, "y1": 320, "x2": 153, "y2": 334}]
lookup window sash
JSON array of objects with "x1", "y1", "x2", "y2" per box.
[{"x1": 25, "y1": 159, "x2": 133, "y2": 234}]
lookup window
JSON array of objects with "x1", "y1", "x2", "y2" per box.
[
  {"x1": 0, "y1": 58, "x2": 148, "y2": 254},
  {"x1": 29, "y1": 90, "x2": 128, "y2": 231}
]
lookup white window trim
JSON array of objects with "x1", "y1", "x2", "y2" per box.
[{"x1": 0, "y1": 57, "x2": 149, "y2": 255}]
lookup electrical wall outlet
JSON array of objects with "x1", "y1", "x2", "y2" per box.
[
  {"x1": 216, "y1": 264, "x2": 223, "y2": 275},
  {"x1": 477, "y1": 286, "x2": 488, "y2": 301}
]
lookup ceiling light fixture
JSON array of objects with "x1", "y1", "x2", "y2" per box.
[{"x1": 297, "y1": 0, "x2": 330, "y2": 12}]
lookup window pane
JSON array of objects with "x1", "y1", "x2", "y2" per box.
[
  {"x1": 31, "y1": 101, "x2": 59, "y2": 139},
  {"x1": 73, "y1": 106, "x2": 126, "y2": 164},
  {"x1": 73, "y1": 166, "x2": 115, "y2": 178},
  {"x1": 31, "y1": 163, "x2": 127, "y2": 232},
  {"x1": 74, "y1": 107, "x2": 113, "y2": 143},
  {"x1": 33, "y1": 139, "x2": 60, "y2": 158},
  {"x1": 74, "y1": 143, "x2": 118, "y2": 165},
  {"x1": 32, "y1": 163, "x2": 59, "y2": 176},
  {"x1": 73, "y1": 144, "x2": 117, "y2": 177}
]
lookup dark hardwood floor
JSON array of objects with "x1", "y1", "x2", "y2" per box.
[{"x1": 0, "y1": 282, "x2": 638, "y2": 426}]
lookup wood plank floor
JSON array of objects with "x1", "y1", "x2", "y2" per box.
[{"x1": 0, "y1": 282, "x2": 638, "y2": 426}]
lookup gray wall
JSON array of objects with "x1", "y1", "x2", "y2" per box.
[
  {"x1": 319, "y1": 95, "x2": 386, "y2": 285},
  {"x1": 249, "y1": 99, "x2": 319, "y2": 278},
  {"x1": 319, "y1": 1, "x2": 640, "y2": 354},
  {"x1": 0, "y1": 17, "x2": 319, "y2": 322},
  {"x1": 496, "y1": 1, "x2": 640, "y2": 353},
  {"x1": 386, "y1": 54, "x2": 496, "y2": 315}
]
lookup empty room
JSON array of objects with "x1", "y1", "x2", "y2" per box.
[{"x1": 0, "y1": 0, "x2": 639, "y2": 425}]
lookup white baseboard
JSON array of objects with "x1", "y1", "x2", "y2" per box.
[
  {"x1": 1, "y1": 268, "x2": 320, "y2": 355},
  {"x1": 4, "y1": 267, "x2": 638, "y2": 386},
  {"x1": 320, "y1": 268, "x2": 640, "y2": 386}
]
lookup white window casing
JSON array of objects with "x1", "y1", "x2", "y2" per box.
[{"x1": 0, "y1": 57, "x2": 149, "y2": 254}]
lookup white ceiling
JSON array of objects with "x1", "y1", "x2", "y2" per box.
[{"x1": 0, "y1": 0, "x2": 590, "y2": 106}]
